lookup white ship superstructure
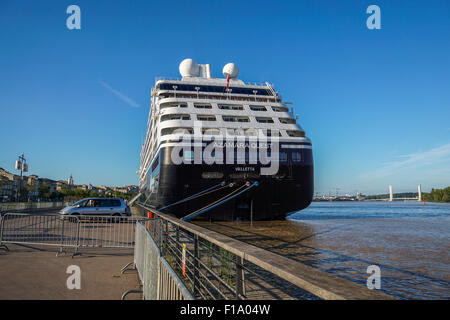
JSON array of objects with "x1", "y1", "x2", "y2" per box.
[{"x1": 138, "y1": 59, "x2": 313, "y2": 221}]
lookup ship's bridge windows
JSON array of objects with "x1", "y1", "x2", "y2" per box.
[
  {"x1": 194, "y1": 104, "x2": 212, "y2": 109},
  {"x1": 222, "y1": 116, "x2": 250, "y2": 122},
  {"x1": 292, "y1": 151, "x2": 302, "y2": 162},
  {"x1": 202, "y1": 128, "x2": 221, "y2": 136},
  {"x1": 286, "y1": 130, "x2": 305, "y2": 137},
  {"x1": 161, "y1": 114, "x2": 191, "y2": 121},
  {"x1": 160, "y1": 103, "x2": 187, "y2": 109},
  {"x1": 250, "y1": 105, "x2": 267, "y2": 111},
  {"x1": 279, "y1": 118, "x2": 296, "y2": 124},
  {"x1": 158, "y1": 83, "x2": 272, "y2": 96},
  {"x1": 161, "y1": 127, "x2": 194, "y2": 136},
  {"x1": 256, "y1": 117, "x2": 274, "y2": 123},
  {"x1": 272, "y1": 106, "x2": 289, "y2": 112},
  {"x1": 197, "y1": 115, "x2": 216, "y2": 121},
  {"x1": 218, "y1": 105, "x2": 243, "y2": 111}
]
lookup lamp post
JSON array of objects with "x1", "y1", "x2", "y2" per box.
[{"x1": 14, "y1": 153, "x2": 28, "y2": 202}]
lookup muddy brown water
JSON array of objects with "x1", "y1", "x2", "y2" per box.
[{"x1": 194, "y1": 201, "x2": 450, "y2": 299}]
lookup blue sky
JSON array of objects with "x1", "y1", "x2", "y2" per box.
[{"x1": 0, "y1": 0, "x2": 449, "y2": 195}]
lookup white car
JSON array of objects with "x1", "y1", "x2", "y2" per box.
[{"x1": 60, "y1": 198, "x2": 131, "y2": 217}]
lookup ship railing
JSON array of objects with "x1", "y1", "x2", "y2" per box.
[
  {"x1": 135, "y1": 203, "x2": 394, "y2": 300},
  {"x1": 157, "y1": 92, "x2": 282, "y2": 103},
  {"x1": 122, "y1": 220, "x2": 194, "y2": 300},
  {"x1": 154, "y1": 76, "x2": 269, "y2": 88}
]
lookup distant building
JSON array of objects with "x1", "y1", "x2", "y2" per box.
[
  {"x1": 68, "y1": 174, "x2": 74, "y2": 186},
  {"x1": 39, "y1": 178, "x2": 57, "y2": 194},
  {"x1": 0, "y1": 167, "x2": 20, "y2": 201},
  {"x1": 27, "y1": 175, "x2": 40, "y2": 198},
  {"x1": 0, "y1": 167, "x2": 138, "y2": 201},
  {"x1": 56, "y1": 180, "x2": 68, "y2": 192}
]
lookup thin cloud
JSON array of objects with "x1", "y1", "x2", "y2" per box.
[
  {"x1": 360, "y1": 143, "x2": 450, "y2": 179},
  {"x1": 99, "y1": 80, "x2": 140, "y2": 108}
]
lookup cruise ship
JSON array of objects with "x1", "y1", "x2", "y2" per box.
[{"x1": 138, "y1": 59, "x2": 313, "y2": 221}]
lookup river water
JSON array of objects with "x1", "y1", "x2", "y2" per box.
[{"x1": 196, "y1": 201, "x2": 449, "y2": 299}]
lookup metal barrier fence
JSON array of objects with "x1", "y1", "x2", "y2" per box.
[
  {"x1": 144, "y1": 217, "x2": 251, "y2": 300},
  {"x1": 0, "y1": 202, "x2": 70, "y2": 212},
  {"x1": 136, "y1": 203, "x2": 394, "y2": 300},
  {"x1": 0, "y1": 213, "x2": 146, "y2": 255},
  {"x1": 130, "y1": 221, "x2": 194, "y2": 300}
]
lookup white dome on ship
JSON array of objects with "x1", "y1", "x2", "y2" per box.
[
  {"x1": 223, "y1": 63, "x2": 239, "y2": 78},
  {"x1": 179, "y1": 58, "x2": 200, "y2": 77}
]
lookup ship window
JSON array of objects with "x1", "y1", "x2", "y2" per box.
[
  {"x1": 245, "y1": 129, "x2": 257, "y2": 136},
  {"x1": 292, "y1": 152, "x2": 302, "y2": 162},
  {"x1": 286, "y1": 130, "x2": 305, "y2": 137},
  {"x1": 151, "y1": 156, "x2": 159, "y2": 172},
  {"x1": 160, "y1": 103, "x2": 187, "y2": 109},
  {"x1": 250, "y1": 106, "x2": 267, "y2": 111},
  {"x1": 256, "y1": 117, "x2": 274, "y2": 123},
  {"x1": 260, "y1": 129, "x2": 282, "y2": 137},
  {"x1": 280, "y1": 152, "x2": 287, "y2": 161},
  {"x1": 272, "y1": 106, "x2": 289, "y2": 112},
  {"x1": 222, "y1": 116, "x2": 249, "y2": 122},
  {"x1": 202, "y1": 128, "x2": 221, "y2": 136},
  {"x1": 194, "y1": 104, "x2": 212, "y2": 109},
  {"x1": 227, "y1": 128, "x2": 245, "y2": 136},
  {"x1": 219, "y1": 105, "x2": 243, "y2": 110},
  {"x1": 279, "y1": 118, "x2": 296, "y2": 124},
  {"x1": 161, "y1": 114, "x2": 191, "y2": 121},
  {"x1": 197, "y1": 115, "x2": 216, "y2": 121},
  {"x1": 161, "y1": 127, "x2": 194, "y2": 136},
  {"x1": 158, "y1": 83, "x2": 272, "y2": 96}
]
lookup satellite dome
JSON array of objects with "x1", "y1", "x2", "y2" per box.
[
  {"x1": 179, "y1": 59, "x2": 200, "y2": 77},
  {"x1": 222, "y1": 63, "x2": 239, "y2": 78}
]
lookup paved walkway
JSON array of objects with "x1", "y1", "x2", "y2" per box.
[{"x1": 0, "y1": 244, "x2": 142, "y2": 300}]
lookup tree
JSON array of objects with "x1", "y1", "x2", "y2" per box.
[
  {"x1": 423, "y1": 186, "x2": 450, "y2": 203},
  {"x1": 39, "y1": 181, "x2": 51, "y2": 199}
]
